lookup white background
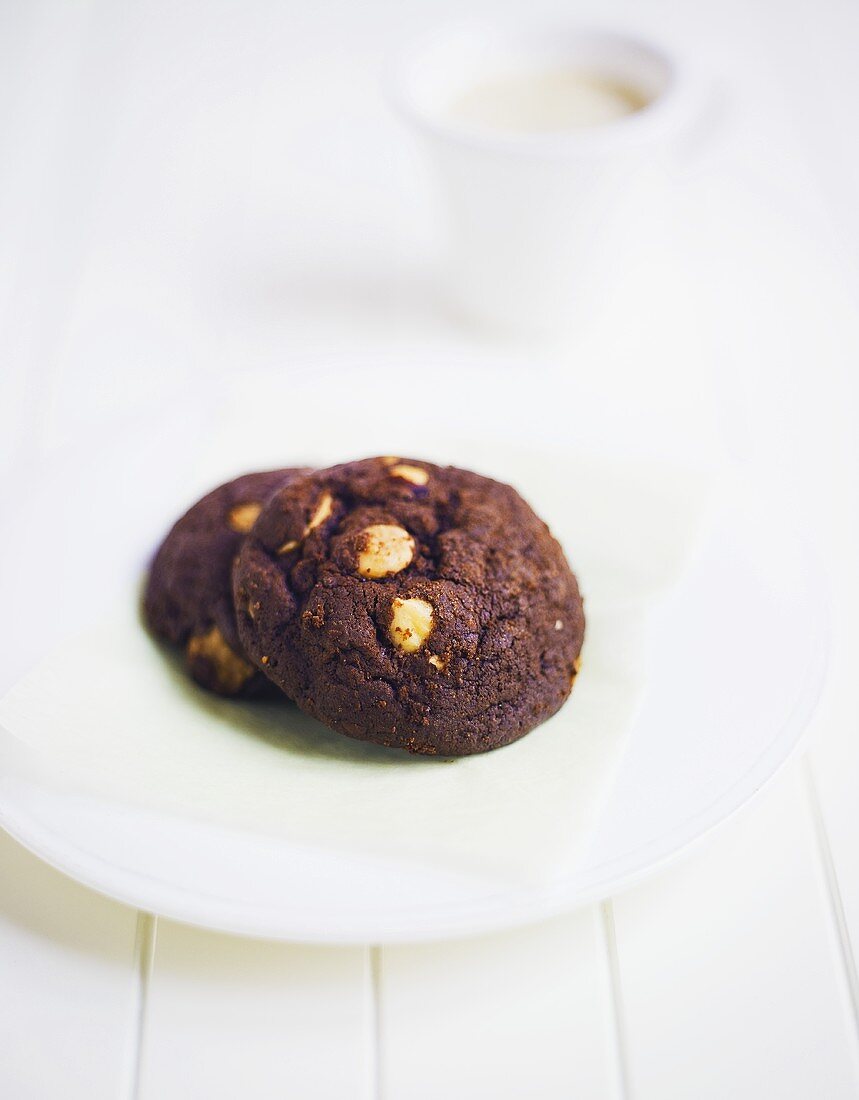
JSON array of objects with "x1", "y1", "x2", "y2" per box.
[{"x1": 2, "y1": 0, "x2": 859, "y2": 1096}]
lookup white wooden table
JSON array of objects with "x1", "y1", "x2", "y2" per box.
[{"x1": 2, "y1": 0, "x2": 859, "y2": 1096}]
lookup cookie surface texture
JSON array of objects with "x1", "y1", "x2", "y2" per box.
[{"x1": 233, "y1": 457, "x2": 585, "y2": 754}]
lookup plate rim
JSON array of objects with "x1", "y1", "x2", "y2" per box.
[{"x1": 0, "y1": 375, "x2": 829, "y2": 942}]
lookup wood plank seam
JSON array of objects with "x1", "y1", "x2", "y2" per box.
[
  {"x1": 601, "y1": 901, "x2": 632, "y2": 1100},
  {"x1": 126, "y1": 912, "x2": 157, "y2": 1100},
  {"x1": 370, "y1": 945, "x2": 384, "y2": 1100},
  {"x1": 802, "y1": 755, "x2": 859, "y2": 1056}
]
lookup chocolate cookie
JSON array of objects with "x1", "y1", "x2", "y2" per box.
[
  {"x1": 233, "y1": 457, "x2": 584, "y2": 755},
  {"x1": 144, "y1": 468, "x2": 310, "y2": 695}
]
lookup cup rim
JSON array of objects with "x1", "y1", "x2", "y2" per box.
[{"x1": 387, "y1": 20, "x2": 693, "y2": 159}]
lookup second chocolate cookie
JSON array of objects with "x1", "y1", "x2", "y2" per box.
[{"x1": 144, "y1": 467, "x2": 310, "y2": 695}]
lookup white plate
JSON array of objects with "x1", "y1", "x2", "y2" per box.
[{"x1": 0, "y1": 368, "x2": 826, "y2": 942}]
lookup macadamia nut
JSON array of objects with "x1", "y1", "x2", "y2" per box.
[
  {"x1": 388, "y1": 597, "x2": 434, "y2": 653},
  {"x1": 228, "y1": 501, "x2": 263, "y2": 533},
  {"x1": 356, "y1": 524, "x2": 415, "y2": 579},
  {"x1": 186, "y1": 626, "x2": 255, "y2": 693},
  {"x1": 278, "y1": 491, "x2": 334, "y2": 554},
  {"x1": 307, "y1": 491, "x2": 333, "y2": 532},
  {"x1": 389, "y1": 463, "x2": 429, "y2": 486}
]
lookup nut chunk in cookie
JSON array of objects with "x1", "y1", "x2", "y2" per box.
[
  {"x1": 233, "y1": 456, "x2": 585, "y2": 754},
  {"x1": 144, "y1": 467, "x2": 310, "y2": 696}
]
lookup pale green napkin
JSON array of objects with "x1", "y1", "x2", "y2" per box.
[{"x1": 0, "y1": 449, "x2": 709, "y2": 885}]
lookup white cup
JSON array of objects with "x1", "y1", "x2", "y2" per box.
[{"x1": 390, "y1": 22, "x2": 694, "y2": 336}]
